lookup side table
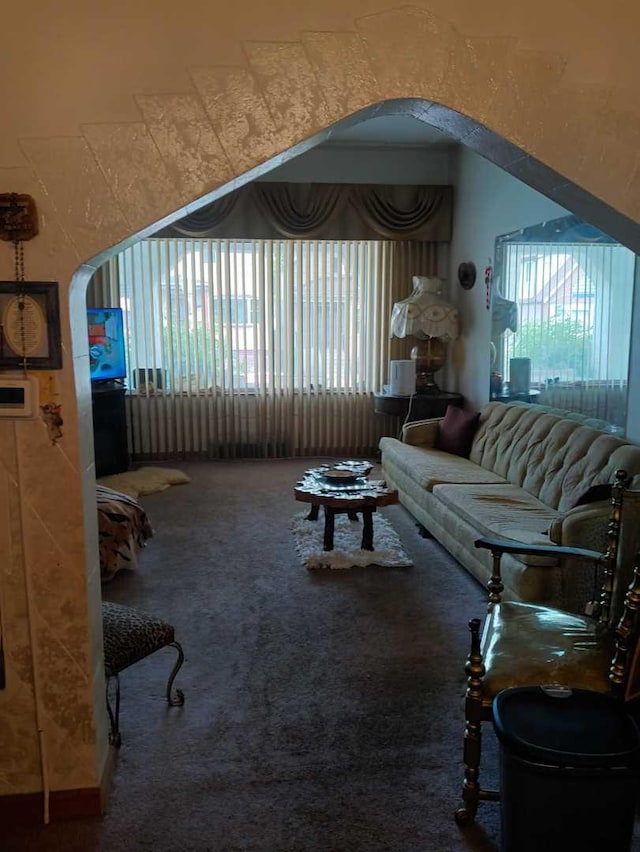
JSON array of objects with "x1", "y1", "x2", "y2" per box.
[
  {"x1": 294, "y1": 466, "x2": 398, "y2": 551},
  {"x1": 373, "y1": 390, "x2": 463, "y2": 422}
]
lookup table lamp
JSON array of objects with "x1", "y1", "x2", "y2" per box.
[{"x1": 390, "y1": 276, "x2": 459, "y2": 393}]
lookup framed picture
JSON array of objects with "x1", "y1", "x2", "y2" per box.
[{"x1": 0, "y1": 281, "x2": 62, "y2": 369}]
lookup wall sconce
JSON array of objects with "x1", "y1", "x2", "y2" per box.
[{"x1": 390, "y1": 276, "x2": 459, "y2": 394}]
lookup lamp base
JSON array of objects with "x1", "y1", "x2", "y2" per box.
[{"x1": 411, "y1": 338, "x2": 446, "y2": 395}]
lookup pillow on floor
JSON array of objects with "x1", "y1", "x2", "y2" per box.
[
  {"x1": 435, "y1": 405, "x2": 480, "y2": 458},
  {"x1": 98, "y1": 467, "x2": 190, "y2": 498}
]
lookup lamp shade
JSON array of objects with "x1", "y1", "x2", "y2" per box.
[{"x1": 390, "y1": 276, "x2": 459, "y2": 340}]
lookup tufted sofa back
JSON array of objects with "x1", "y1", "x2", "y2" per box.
[{"x1": 470, "y1": 402, "x2": 640, "y2": 512}]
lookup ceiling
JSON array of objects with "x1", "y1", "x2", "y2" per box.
[{"x1": 324, "y1": 114, "x2": 458, "y2": 148}]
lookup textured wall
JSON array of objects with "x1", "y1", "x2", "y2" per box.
[{"x1": 1, "y1": 0, "x2": 640, "y2": 798}]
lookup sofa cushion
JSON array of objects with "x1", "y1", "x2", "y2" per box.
[
  {"x1": 379, "y1": 437, "x2": 506, "y2": 491},
  {"x1": 433, "y1": 482, "x2": 561, "y2": 566},
  {"x1": 435, "y1": 405, "x2": 480, "y2": 457}
]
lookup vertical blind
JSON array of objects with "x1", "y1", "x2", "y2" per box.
[{"x1": 96, "y1": 238, "x2": 439, "y2": 458}]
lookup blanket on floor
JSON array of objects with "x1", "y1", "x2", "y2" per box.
[{"x1": 97, "y1": 485, "x2": 154, "y2": 581}]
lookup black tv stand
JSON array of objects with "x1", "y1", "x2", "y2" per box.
[{"x1": 91, "y1": 383, "x2": 129, "y2": 477}]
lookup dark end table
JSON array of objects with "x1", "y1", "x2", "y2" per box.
[{"x1": 373, "y1": 390, "x2": 463, "y2": 422}]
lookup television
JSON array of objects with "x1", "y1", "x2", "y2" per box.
[{"x1": 87, "y1": 307, "x2": 127, "y2": 383}]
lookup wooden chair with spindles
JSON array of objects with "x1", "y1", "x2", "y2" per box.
[{"x1": 455, "y1": 469, "x2": 640, "y2": 826}]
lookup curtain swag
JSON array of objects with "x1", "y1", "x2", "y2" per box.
[
  {"x1": 351, "y1": 185, "x2": 446, "y2": 238},
  {"x1": 163, "y1": 183, "x2": 452, "y2": 241},
  {"x1": 253, "y1": 183, "x2": 344, "y2": 238},
  {"x1": 170, "y1": 192, "x2": 239, "y2": 237}
]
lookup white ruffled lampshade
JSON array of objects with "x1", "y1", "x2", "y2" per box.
[{"x1": 390, "y1": 276, "x2": 459, "y2": 340}]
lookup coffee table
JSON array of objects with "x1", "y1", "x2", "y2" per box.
[{"x1": 294, "y1": 462, "x2": 399, "y2": 552}]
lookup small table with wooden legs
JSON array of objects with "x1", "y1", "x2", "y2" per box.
[{"x1": 294, "y1": 463, "x2": 399, "y2": 551}]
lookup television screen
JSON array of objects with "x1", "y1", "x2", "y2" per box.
[{"x1": 87, "y1": 307, "x2": 127, "y2": 382}]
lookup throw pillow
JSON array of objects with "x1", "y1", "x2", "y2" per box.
[
  {"x1": 156, "y1": 468, "x2": 191, "y2": 486},
  {"x1": 435, "y1": 405, "x2": 480, "y2": 458},
  {"x1": 571, "y1": 482, "x2": 613, "y2": 509}
]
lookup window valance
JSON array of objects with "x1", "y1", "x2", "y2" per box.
[{"x1": 155, "y1": 183, "x2": 452, "y2": 242}]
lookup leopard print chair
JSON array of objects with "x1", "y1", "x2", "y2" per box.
[{"x1": 102, "y1": 601, "x2": 185, "y2": 747}]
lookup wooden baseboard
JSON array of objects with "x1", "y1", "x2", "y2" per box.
[
  {"x1": 0, "y1": 747, "x2": 117, "y2": 825},
  {"x1": 100, "y1": 743, "x2": 117, "y2": 811},
  {"x1": 0, "y1": 786, "x2": 102, "y2": 824}
]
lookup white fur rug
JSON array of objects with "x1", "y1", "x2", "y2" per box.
[{"x1": 291, "y1": 511, "x2": 413, "y2": 570}]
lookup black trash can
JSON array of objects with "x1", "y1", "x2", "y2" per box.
[{"x1": 493, "y1": 685, "x2": 640, "y2": 852}]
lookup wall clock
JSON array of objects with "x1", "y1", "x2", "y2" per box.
[{"x1": 458, "y1": 261, "x2": 477, "y2": 290}]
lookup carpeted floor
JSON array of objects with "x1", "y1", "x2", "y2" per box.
[{"x1": 8, "y1": 458, "x2": 635, "y2": 851}]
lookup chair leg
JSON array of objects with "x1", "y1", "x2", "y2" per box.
[
  {"x1": 455, "y1": 618, "x2": 485, "y2": 826},
  {"x1": 106, "y1": 674, "x2": 122, "y2": 748},
  {"x1": 166, "y1": 641, "x2": 185, "y2": 707}
]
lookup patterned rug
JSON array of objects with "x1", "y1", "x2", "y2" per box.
[{"x1": 291, "y1": 510, "x2": 413, "y2": 570}]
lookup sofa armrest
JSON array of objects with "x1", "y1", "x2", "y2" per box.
[
  {"x1": 474, "y1": 536, "x2": 604, "y2": 610},
  {"x1": 401, "y1": 417, "x2": 442, "y2": 447},
  {"x1": 548, "y1": 501, "x2": 611, "y2": 550},
  {"x1": 550, "y1": 489, "x2": 640, "y2": 548},
  {"x1": 475, "y1": 537, "x2": 603, "y2": 562}
]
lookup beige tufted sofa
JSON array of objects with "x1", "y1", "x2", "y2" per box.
[{"x1": 379, "y1": 401, "x2": 640, "y2": 612}]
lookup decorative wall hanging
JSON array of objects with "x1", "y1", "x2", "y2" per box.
[
  {"x1": 0, "y1": 194, "x2": 62, "y2": 370},
  {"x1": 484, "y1": 262, "x2": 493, "y2": 310},
  {"x1": 0, "y1": 193, "x2": 39, "y2": 242},
  {"x1": 458, "y1": 261, "x2": 477, "y2": 290},
  {"x1": 0, "y1": 282, "x2": 62, "y2": 369},
  {"x1": 40, "y1": 401, "x2": 64, "y2": 444}
]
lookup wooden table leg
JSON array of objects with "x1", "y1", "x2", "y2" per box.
[
  {"x1": 347, "y1": 511, "x2": 358, "y2": 521},
  {"x1": 361, "y1": 509, "x2": 375, "y2": 551},
  {"x1": 307, "y1": 503, "x2": 320, "y2": 521},
  {"x1": 323, "y1": 507, "x2": 335, "y2": 551}
]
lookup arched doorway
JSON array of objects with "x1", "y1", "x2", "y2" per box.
[
  {"x1": 4, "y1": 4, "x2": 640, "y2": 815},
  {"x1": 72, "y1": 95, "x2": 640, "y2": 773}
]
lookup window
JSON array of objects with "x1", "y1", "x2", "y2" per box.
[
  {"x1": 493, "y1": 216, "x2": 635, "y2": 428},
  {"x1": 92, "y1": 235, "x2": 439, "y2": 458},
  {"x1": 114, "y1": 238, "x2": 386, "y2": 395}
]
